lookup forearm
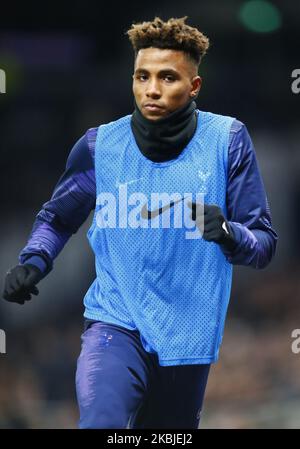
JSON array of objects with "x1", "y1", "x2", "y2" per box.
[
  {"x1": 221, "y1": 222, "x2": 277, "y2": 269},
  {"x1": 222, "y1": 120, "x2": 278, "y2": 269},
  {"x1": 18, "y1": 129, "x2": 97, "y2": 276},
  {"x1": 19, "y1": 217, "x2": 72, "y2": 275}
]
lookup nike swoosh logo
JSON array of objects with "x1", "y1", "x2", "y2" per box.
[
  {"x1": 116, "y1": 177, "x2": 144, "y2": 188},
  {"x1": 141, "y1": 197, "x2": 185, "y2": 220}
]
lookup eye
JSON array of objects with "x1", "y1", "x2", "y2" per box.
[
  {"x1": 164, "y1": 74, "x2": 175, "y2": 82},
  {"x1": 137, "y1": 74, "x2": 148, "y2": 81}
]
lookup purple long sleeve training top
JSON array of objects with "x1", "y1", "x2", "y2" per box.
[{"x1": 19, "y1": 119, "x2": 278, "y2": 275}]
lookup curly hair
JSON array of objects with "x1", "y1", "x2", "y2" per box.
[{"x1": 126, "y1": 16, "x2": 210, "y2": 66}]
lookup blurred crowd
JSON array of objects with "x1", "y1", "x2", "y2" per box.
[
  {"x1": 0, "y1": 262, "x2": 299, "y2": 428},
  {"x1": 1, "y1": 0, "x2": 300, "y2": 428}
]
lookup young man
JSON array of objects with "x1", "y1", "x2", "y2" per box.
[{"x1": 3, "y1": 17, "x2": 278, "y2": 429}]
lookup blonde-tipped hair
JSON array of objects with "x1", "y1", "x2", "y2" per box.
[{"x1": 126, "y1": 16, "x2": 210, "y2": 66}]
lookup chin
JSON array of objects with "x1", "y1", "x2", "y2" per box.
[
  {"x1": 145, "y1": 114, "x2": 164, "y2": 121},
  {"x1": 142, "y1": 110, "x2": 167, "y2": 121}
]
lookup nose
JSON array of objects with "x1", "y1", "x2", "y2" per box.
[{"x1": 145, "y1": 78, "x2": 161, "y2": 99}]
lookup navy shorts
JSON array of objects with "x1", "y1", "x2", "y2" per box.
[{"x1": 75, "y1": 320, "x2": 210, "y2": 429}]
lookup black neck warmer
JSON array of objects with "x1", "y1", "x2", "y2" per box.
[{"x1": 131, "y1": 99, "x2": 198, "y2": 162}]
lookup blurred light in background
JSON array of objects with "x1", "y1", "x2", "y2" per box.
[
  {"x1": 0, "y1": 52, "x2": 23, "y2": 95},
  {"x1": 239, "y1": 0, "x2": 282, "y2": 33}
]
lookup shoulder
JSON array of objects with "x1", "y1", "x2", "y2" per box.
[
  {"x1": 228, "y1": 119, "x2": 254, "y2": 154},
  {"x1": 84, "y1": 114, "x2": 131, "y2": 149},
  {"x1": 65, "y1": 126, "x2": 99, "y2": 168},
  {"x1": 227, "y1": 120, "x2": 258, "y2": 175},
  {"x1": 93, "y1": 115, "x2": 133, "y2": 152},
  {"x1": 95, "y1": 114, "x2": 131, "y2": 132},
  {"x1": 197, "y1": 109, "x2": 236, "y2": 134},
  {"x1": 91, "y1": 115, "x2": 132, "y2": 144}
]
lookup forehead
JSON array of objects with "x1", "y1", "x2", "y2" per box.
[{"x1": 134, "y1": 47, "x2": 190, "y2": 73}]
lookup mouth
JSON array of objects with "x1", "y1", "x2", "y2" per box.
[{"x1": 143, "y1": 104, "x2": 164, "y2": 112}]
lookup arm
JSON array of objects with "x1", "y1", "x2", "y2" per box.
[
  {"x1": 19, "y1": 128, "x2": 97, "y2": 275},
  {"x1": 221, "y1": 120, "x2": 278, "y2": 269},
  {"x1": 3, "y1": 128, "x2": 97, "y2": 304}
]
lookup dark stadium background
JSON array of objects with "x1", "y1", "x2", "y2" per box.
[{"x1": 0, "y1": 0, "x2": 299, "y2": 428}]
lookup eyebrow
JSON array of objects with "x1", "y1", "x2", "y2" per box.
[{"x1": 134, "y1": 68, "x2": 180, "y2": 76}]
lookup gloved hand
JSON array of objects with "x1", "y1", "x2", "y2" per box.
[
  {"x1": 188, "y1": 202, "x2": 237, "y2": 251},
  {"x1": 2, "y1": 264, "x2": 43, "y2": 305}
]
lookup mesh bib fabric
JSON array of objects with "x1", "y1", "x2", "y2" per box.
[{"x1": 83, "y1": 110, "x2": 235, "y2": 365}]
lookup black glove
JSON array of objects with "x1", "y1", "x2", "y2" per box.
[
  {"x1": 188, "y1": 202, "x2": 237, "y2": 251},
  {"x1": 2, "y1": 264, "x2": 43, "y2": 305}
]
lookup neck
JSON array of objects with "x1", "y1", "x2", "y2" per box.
[
  {"x1": 135, "y1": 98, "x2": 194, "y2": 124},
  {"x1": 131, "y1": 99, "x2": 197, "y2": 162}
]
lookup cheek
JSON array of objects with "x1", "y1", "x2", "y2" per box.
[
  {"x1": 168, "y1": 86, "x2": 190, "y2": 102},
  {"x1": 133, "y1": 82, "x2": 143, "y2": 99}
]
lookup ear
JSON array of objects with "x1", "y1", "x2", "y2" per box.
[{"x1": 190, "y1": 76, "x2": 202, "y2": 98}]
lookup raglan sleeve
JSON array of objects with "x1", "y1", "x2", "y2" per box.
[
  {"x1": 18, "y1": 128, "x2": 97, "y2": 276},
  {"x1": 221, "y1": 120, "x2": 278, "y2": 269}
]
